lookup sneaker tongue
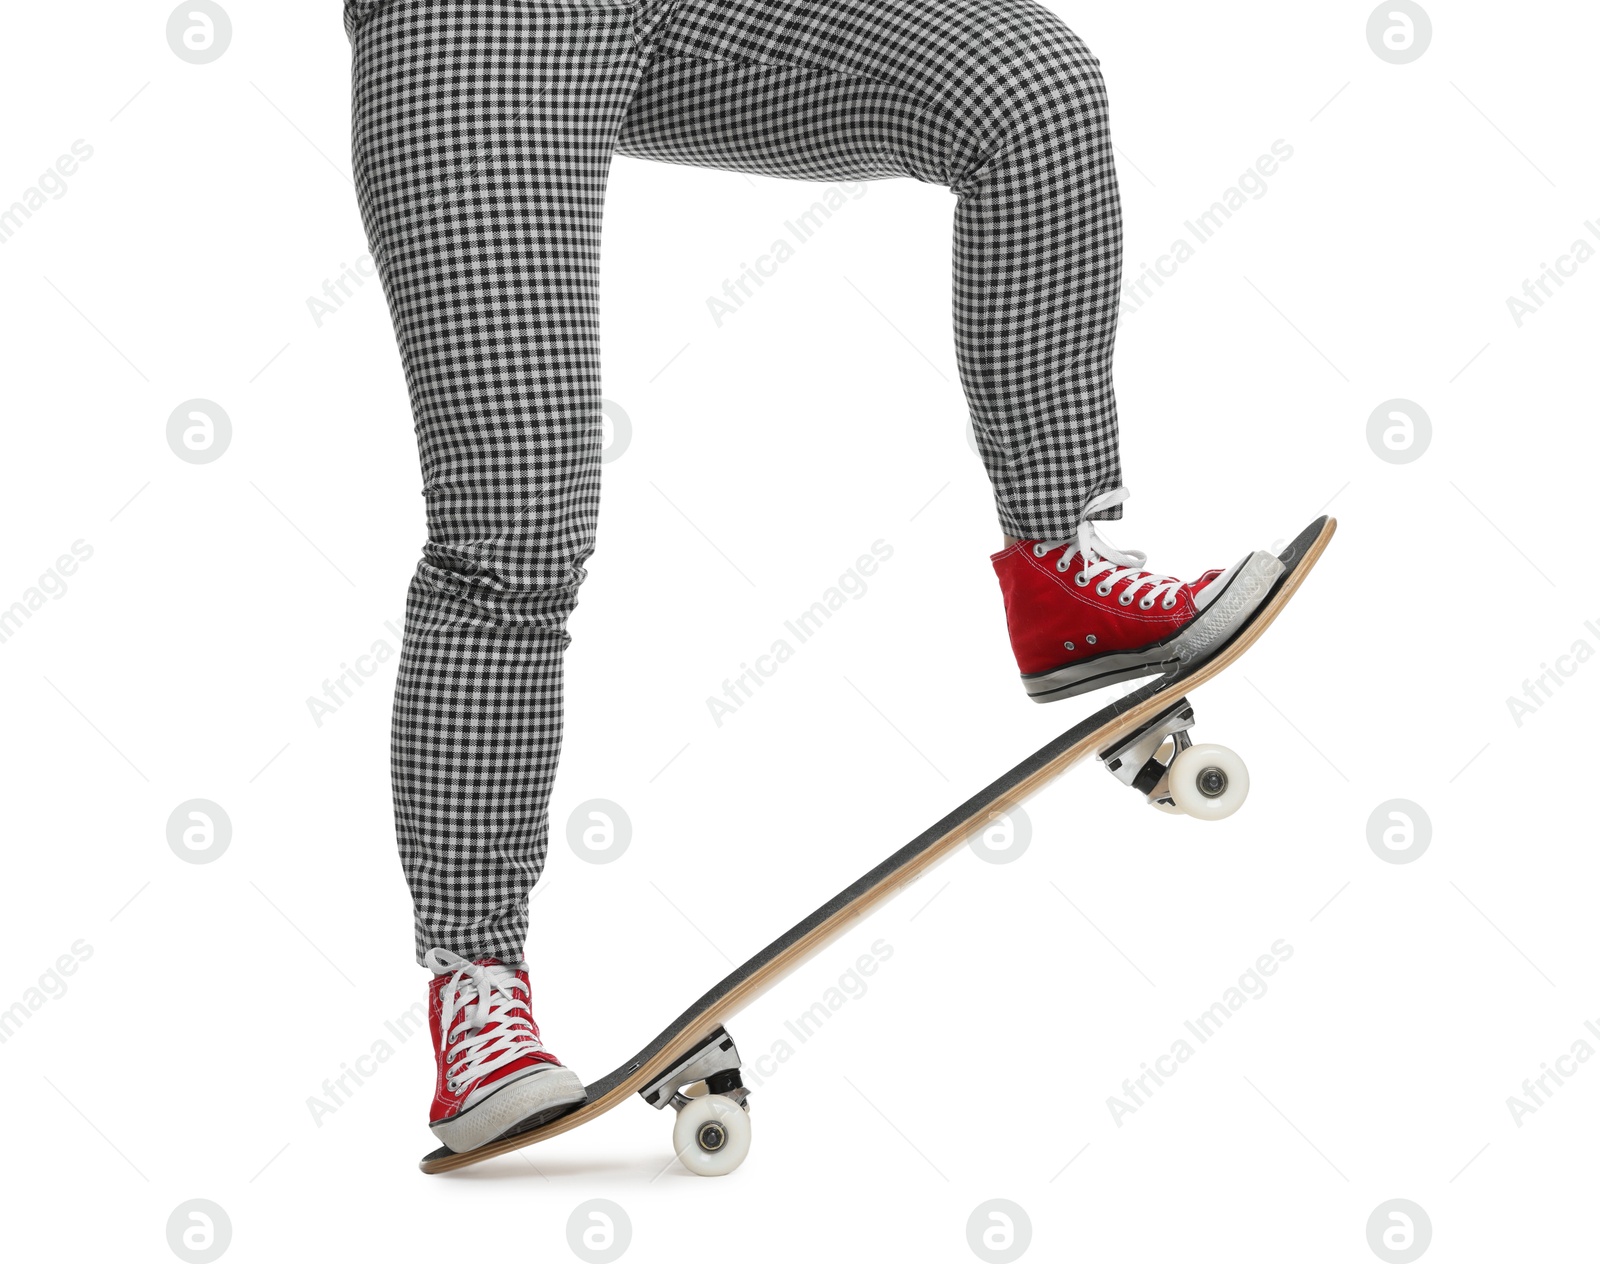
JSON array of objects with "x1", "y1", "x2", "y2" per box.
[
  {"x1": 1190, "y1": 560, "x2": 1244, "y2": 612},
  {"x1": 448, "y1": 959, "x2": 513, "y2": 1018}
]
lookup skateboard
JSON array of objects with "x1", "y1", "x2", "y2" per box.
[{"x1": 421, "y1": 515, "x2": 1336, "y2": 1175}]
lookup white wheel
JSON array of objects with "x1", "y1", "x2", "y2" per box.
[
  {"x1": 1167, "y1": 744, "x2": 1249, "y2": 820},
  {"x1": 672, "y1": 1093, "x2": 751, "y2": 1177}
]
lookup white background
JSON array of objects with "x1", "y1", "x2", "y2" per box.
[{"x1": 2, "y1": 1, "x2": 1596, "y2": 1260}]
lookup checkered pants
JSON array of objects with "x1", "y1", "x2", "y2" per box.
[{"x1": 347, "y1": 0, "x2": 1124, "y2": 964}]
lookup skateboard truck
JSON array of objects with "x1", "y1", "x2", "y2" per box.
[
  {"x1": 638, "y1": 1026, "x2": 753, "y2": 1176},
  {"x1": 1098, "y1": 695, "x2": 1250, "y2": 820}
]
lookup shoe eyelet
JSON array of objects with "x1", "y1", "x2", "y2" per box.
[
  {"x1": 1096, "y1": 584, "x2": 1112, "y2": 597},
  {"x1": 1073, "y1": 573, "x2": 1089, "y2": 587},
  {"x1": 447, "y1": 1031, "x2": 458, "y2": 1044},
  {"x1": 1085, "y1": 634, "x2": 1097, "y2": 645},
  {"x1": 1139, "y1": 598, "x2": 1154, "y2": 610},
  {"x1": 1118, "y1": 593, "x2": 1132, "y2": 606},
  {"x1": 1162, "y1": 599, "x2": 1176, "y2": 610},
  {"x1": 1033, "y1": 544, "x2": 1047, "y2": 558},
  {"x1": 1063, "y1": 641, "x2": 1075, "y2": 651},
  {"x1": 1056, "y1": 557, "x2": 1069, "y2": 572}
]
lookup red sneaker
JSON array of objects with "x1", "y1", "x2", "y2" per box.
[
  {"x1": 424, "y1": 949, "x2": 586, "y2": 1153},
  {"x1": 992, "y1": 489, "x2": 1283, "y2": 703}
]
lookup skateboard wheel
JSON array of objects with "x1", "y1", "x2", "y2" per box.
[
  {"x1": 672, "y1": 1094, "x2": 751, "y2": 1177},
  {"x1": 1167, "y1": 743, "x2": 1248, "y2": 820}
]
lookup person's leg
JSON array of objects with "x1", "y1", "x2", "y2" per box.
[
  {"x1": 620, "y1": 0, "x2": 1125, "y2": 541},
  {"x1": 623, "y1": 0, "x2": 1278, "y2": 705},
  {"x1": 348, "y1": 0, "x2": 648, "y2": 967}
]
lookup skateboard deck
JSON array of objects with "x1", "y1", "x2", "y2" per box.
[{"x1": 421, "y1": 515, "x2": 1336, "y2": 1174}]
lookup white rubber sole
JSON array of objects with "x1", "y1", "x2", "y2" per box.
[{"x1": 431, "y1": 1065, "x2": 587, "y2": 1154}]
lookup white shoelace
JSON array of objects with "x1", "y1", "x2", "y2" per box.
[
  {"x1": 1031, "y1": 487, "x2": 1184, "y2": 612},
  {"x1": 425, "y1": 948, "x2": 547, "y2": 1094}
]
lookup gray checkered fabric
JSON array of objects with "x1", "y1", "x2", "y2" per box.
[{"x1": 347, "y1": 0, "x2": 1124, "y2": 964}]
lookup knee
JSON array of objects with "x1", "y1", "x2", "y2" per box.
[
  {"x1": 416, "y1": 539, "x2": 587, "y2": 637},
  {"x1": 953, "y1": 9, "x2": 1112, "y2": 166}
]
